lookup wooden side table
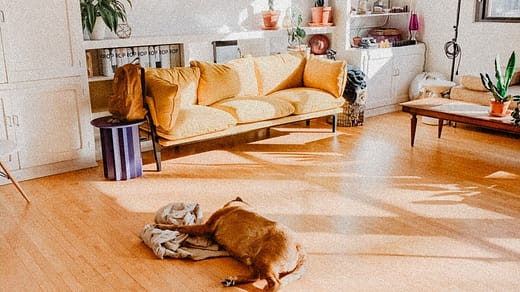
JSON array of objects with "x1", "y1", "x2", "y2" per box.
[{"x1": 91, "y1": 116, "x2": 144, "y2": 180}]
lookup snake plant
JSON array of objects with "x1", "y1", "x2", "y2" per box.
[{"x1": 480, "y1": 51, "x2": 520, "y2": 102}]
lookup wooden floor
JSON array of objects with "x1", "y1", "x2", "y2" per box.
[{"x1": 2, "y1": 112, "x2": 520, "y2": 291}]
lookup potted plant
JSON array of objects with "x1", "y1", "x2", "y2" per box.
[
  {"x1": 287, "y1": 14, "x2": 306, "y2": 50},
  {"x1": 311, "y1": 0, "x2": 324, "y2": 24},
  {"x1": 81, "y1": 0, "x2": 132, "y2": 40},
  {"x1": 480, "y1": 51, "x2": 520, "y2": 117},
  {"x1": 262, "y1": 0, "x2": 280, "y2": 30}
]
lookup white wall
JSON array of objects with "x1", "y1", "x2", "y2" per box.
[
  {"x1": 123, "y1": 0, "x2": 519, "y2": 81},
  {"x1": 415, "y1": 0, "x2": 520, "y2": 81}
]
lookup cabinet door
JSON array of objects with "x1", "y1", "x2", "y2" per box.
[
  {"x1": 0, "y1": 97, "x2": 19, "y2": 170},
  {"x1": 0, "y1": 23, "x2": 6, "y2": 84},
  {"x1": 392, "y1": 52, "x2": 425, "y2": 102},
  {"x1": 0, "y1": 0, "x2": 81, "y2": 82},
  {"x1": 365, "y1": 56, "x2": 393, "y2": 109},
  {"x1": 7, "y1": 82, "x2": 83, "y2": 168}
]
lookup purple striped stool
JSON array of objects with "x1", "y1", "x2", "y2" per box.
[{"x1": 91, "y1": 116, "x2": 144, "y2": 180}]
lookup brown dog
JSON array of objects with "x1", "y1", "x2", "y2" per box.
[{"x1": 154, "y1": 197, "x2": 306, "y2": 291}]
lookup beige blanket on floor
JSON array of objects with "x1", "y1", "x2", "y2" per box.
[{"x1": 140, "y1": 202, "x2": 229, "y2": 260}]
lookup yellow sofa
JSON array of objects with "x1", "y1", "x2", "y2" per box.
[{"x1": 143, "y1": 53, "x2": 348, "y2": 170}]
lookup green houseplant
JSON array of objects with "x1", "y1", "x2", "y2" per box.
[
  {"x1": 480, "y1": 51, "x2": 520, "y2": 116},
  {"x1": 81, "y1": 0, "x2": 132, "y2": 39},
  {"x1": 288, "y1": 14, "x2": 306, "y2": 49}
]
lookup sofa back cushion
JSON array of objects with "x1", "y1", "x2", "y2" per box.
[
  {"x1": 253, "y1": 53, "x2": 306, "y2": 95},
  {"x1": 303, "y1": 55, "x2": 347, "y2": 98},
  {"x1": 226, "y1": 57, "x2": 259, "y2": 97},
  {"x1": 190, "y1": 61, "x2": 241, "y2": 105},
  {"x1": 146, "y1": 67, "x2": 200, "y2": 107},
  {"x1": 144, "y1": 78, "x2": 180, "y2": 133}
]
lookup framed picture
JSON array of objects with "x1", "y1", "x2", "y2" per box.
[{"x1": 475, "y1": 0, "x2": 520, "y2": 23}]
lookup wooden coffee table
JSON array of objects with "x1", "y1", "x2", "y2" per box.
[{"x1": 401, "y1": 98, "x2": 520, "y2": 146}]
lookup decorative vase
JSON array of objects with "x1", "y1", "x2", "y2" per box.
[
  {"x1": 489, "y1": 99, "x2": 511, "y2": 117},
  {"x1": 311, "y1": 7, "x2": 323, "y2": 24},
  {"x1": 262, "y1": 10, "x2": 280, "y2": 30},
  {"x1": 89, "y1": 16, "x2": 106, "y2": 40},
  {"x1": 322, "y1": 7, "x2": 332, "y2": 24}
]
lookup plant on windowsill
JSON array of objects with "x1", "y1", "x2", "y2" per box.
[
  {"x1": 81, "y1": 0, "x2": 132, "y2": 40},
  {"x1": 262, "y1": 0, "x2": 280, "y2": 30},
  {"x1": 480, "y1": 51, "x2": 520, "y2": 117}
]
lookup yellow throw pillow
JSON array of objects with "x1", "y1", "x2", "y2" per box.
[
  {"x1": 226, "y1": 57, "x2": 259, "y2": 97},
  {"x1": 144, "y1": 78, "x2": 180, "y2": 133},
  {"x1": 145, "y1": 67, "x2": 200, "y2": 107},
  {"x1": 303, "y1": 56, "x2": 347, "y2": 98},
  {"x1": 190, "y1": 60, "x2": 241, "y2": 105},
  {"x1": 253, "y1": 53, "x2": 306, "y2": 95}
]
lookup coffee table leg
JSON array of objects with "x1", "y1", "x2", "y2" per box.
[
  {"x1": 438, "y1": 119, "x2": 444, "y2": 138},
  {"x1": 410, "y1": 114, "x2": 417, "y2": 147}
]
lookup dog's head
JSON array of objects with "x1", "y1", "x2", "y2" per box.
[{"x1": 223, "y1": 197, "x2": 249, "y2": 208}]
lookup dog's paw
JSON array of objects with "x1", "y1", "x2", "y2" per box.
[{"x1": 221, "y1": 276, "x2": 237, "y2": 287}]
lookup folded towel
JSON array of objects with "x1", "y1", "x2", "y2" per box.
[{"x1": 140, "y1": 202, "x2": 230, "y2": 260}]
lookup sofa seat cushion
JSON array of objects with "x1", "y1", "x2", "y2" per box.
[
  {"x1": 154, "y1": 105, "x2": 236, "y2": 140},
  {"x1": 268, "y1": 88, "x2": 345, "y2": 114},
  {"x1": 211, "y1": 96, "x2": 295, "y2": 124},
  {"x1": 253, "y1": 53, "x2": 306, "y2": 95}
]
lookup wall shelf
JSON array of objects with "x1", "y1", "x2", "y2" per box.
[{"x1": 350, "y1": 12, "x2": 409, "y2": 18}]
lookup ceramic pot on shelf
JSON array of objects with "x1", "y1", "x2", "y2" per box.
[
  {"x1": 89, "y1": 16, "x2": 106, "y2": 40},
  {"x1": 322, "y1": 7, "x2": 332, "y2": 24},
  {"x1": 262, "y1": 10, "x2": 280, "y2": 29},
  {"x1": 310, "y1": 7, "x2": 323, "y2": 24}
]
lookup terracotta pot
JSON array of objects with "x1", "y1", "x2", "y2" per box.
[
  {"x1": 352, "y1": 36, "x2": 362, "y2": 47},
  {"x1": 322, "y1": 7, "x2": 332, "y2": 24},
  {"x1": 311, "y1": 7, "x2": 323, "y2": 24},
  {"x1": 262, "y1": 10, "x2": 280, "y2": 29},
  {"x1": 489, "y1": 99, "x2": 511, "y2": 117}
]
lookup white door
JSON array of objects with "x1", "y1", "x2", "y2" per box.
[
  {"x1": 7, "y1": 82, "x2": 83, "y2": 168},
  {"x1": 0, "y1": 0, "x2": 81, "y2": 82}
]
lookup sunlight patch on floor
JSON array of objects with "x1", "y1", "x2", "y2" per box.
[
  {"x1": 300, "y1": 233, "x2": 503, "y2": 260},
  {"x1": 250, "y1": 130, "x2": 339, "y2": 145},
  {"x1": 484, "y1": 170, "x2": 519, "y2": 179}
]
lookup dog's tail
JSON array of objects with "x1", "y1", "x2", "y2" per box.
[{"x1": 279, "y1": 243, "x2": 306, "y2": 287}]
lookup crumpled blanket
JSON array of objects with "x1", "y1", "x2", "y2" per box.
[
  {"x1": 140, "y1": 202, "x2": 229, "y2": 260},
  {"x1": 344, "y1": 64, "x2": 367, "y2": 104}
]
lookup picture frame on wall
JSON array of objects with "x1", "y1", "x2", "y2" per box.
[{"x1": 475, "y1": 0, "x2": 520, "y2": 23}]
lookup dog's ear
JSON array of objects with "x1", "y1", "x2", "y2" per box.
[{"x1": 235, "y1": 196, "x2": 243, "y2": 202}]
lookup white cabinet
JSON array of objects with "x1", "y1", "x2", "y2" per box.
[
  {"x1": 0, "y1": 0, "x2": 81, "y2": 83},
  {"x1": 344, "y1": 43, "x2": 425, "y2": 116},
  {"x1": 0, "y1": 0, "x2": 95, "y2": 183}
]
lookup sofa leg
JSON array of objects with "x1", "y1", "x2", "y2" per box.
[
  {"x1": 331, "y1": 114, "x2": 337, "y2": 133},
  {"x1": 153, "y1": 143, "x2": 162, "y2": 172},
  {"x1": 305, "y1": 119, "x2": 310, "y2": 126}
]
